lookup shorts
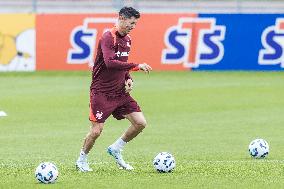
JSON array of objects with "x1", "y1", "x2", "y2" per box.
[{"x1": 89, "y1": 90, "x2": 141, "y2": 123}]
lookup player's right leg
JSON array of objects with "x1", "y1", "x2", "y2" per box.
[{"x1": 76, "y1": 121, "x2": 104, "y2": 172}]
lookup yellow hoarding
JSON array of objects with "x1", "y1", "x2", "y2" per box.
[{"x1": 0, "y1": 14, "x2": 35, "y2": 71}]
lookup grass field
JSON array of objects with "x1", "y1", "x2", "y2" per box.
[{"x1": 0, "y1": 71, "x2": 284, "y2": 189}]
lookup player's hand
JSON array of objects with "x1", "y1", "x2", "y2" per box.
[
  {"x1": 125, "y1": 79, "x2": 134, "y2": 93},
  {"x1": 138, "y1": 63, "x2": 152, "y2": 73}
]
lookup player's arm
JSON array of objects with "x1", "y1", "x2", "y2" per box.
[
  {"x1": 125, "y1": 72, "x2": 133, "y2": 93},
  {"x1": 101, "y1": 35, "x2": 138, "y2": 71},
  {"x1": 101, "y1": 33, "x2": 152, "y2": 73},
  {"x1": 124, "y1": 63, "x2": 152, "y2": 93},
  {"x1": 137, "y1": 63, "x2": 152, "y2": 74},
  {"x1": 125, "y1": 72, "x2": 132, "y2": 81}
]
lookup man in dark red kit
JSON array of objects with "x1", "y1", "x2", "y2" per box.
[{"x1": 76, "y1": 7, "x2": 152, "y2": 172}]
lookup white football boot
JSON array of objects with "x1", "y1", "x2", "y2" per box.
[
  {"x1": 107, "y1": 146, "x2": 134, "y2": 170},
  {"x1": 76, "y1": 159, "x2": 93, "y2": 172}
]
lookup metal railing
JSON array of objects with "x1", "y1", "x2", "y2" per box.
[{"x1": 0, "y1": 0, "x2": 283, "y2": 13}]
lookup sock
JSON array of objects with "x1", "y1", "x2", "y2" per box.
[
  {"x1": 78, "y1": 149, "x2": 87, "y2": 161},
  {"x1": 111, "y1": 138, "x2": 127, "y2": 151}
]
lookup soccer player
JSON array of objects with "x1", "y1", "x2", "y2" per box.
[{"x1": 76, "y1": 7, "x2": 152, "y2": 172}]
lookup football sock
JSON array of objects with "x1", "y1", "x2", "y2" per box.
[
  {"x1": 111, "y1": 138, "x2": 127, "y2": 150},
  {"x1": 78, "y1": 149, "x2": 87, "y2": 161}
]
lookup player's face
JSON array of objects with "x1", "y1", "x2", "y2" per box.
[{"x1": 118, "y1": 16, "x2": 138, "y2": 35}]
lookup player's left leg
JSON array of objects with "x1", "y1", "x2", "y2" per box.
[
  {"x1": 122, "y1": 112, "x2": 147, "y2": 142},
  {"x1": 107, "y1": 112, "x2": 147, "y2": 170}
]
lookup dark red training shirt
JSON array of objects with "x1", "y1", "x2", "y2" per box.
[{"x1": 90, "y1": 27, "x2": 139, "y2": 96}]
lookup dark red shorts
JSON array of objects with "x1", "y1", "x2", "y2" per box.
[{"x1": 89, "y1": 90, "x2": 141, "y2": 123}]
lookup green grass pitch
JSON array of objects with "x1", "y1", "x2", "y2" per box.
[{"x1": 0, "y1": 71, "x2": 284, "y2": 188}]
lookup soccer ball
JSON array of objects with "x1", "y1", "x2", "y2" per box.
[
  {"x1": 35, "y1": 162, "x2": 59, "y2": 184},
  {"x1": 153, "y1": 152, "x2": 176, "y2": 173},
  {"x1": 248, "y1": 139, "x2": 269, "y2": 158}
]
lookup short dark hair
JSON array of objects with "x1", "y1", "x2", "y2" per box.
[{"x1": 119, "y1": 7, "x2": 140, "y2": 19}]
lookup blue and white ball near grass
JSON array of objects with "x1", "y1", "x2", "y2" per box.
[
  {"x1": 153, "y1": 152, "x2": 176, "y2": 173},
  {"x1": 35, "y1": 162, "x2": 59, "y2": 184},
  {"x1": 248, "y1": 139, "x2": 269, "y2": 159}
]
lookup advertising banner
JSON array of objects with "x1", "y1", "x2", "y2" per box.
[
  {"x1": 195, "y1": 14, "x2": 284, "y2": 70},
  {"x1": 36, "y1": 13, "x2": 195, "y2": 71},
  {"x1": 0, "y1": 14, "x2": 35, "y2": 71},
  {"x1": 36, "y1": 13, "x2": 284, "y2": 71}
]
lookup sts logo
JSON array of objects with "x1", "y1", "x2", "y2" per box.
[
  {"x1": 259, "y1": 18, "x2": 284, "y2": 68},
  {"x1": 67, "y1": 17, "x2": 116, "y2": 65},
  {"x1": 162, "y1": 17, "x2": 226, "y2": 68}
]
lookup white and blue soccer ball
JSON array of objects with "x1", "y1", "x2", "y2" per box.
[
  {"x1": 153, "y1": 152, "x2": 176, "y2": 173},
  {"x1": 248, "y1": 139, "x2": 269, "y2": 158},
  {"x1": 35, "y1": 162, "x2": 59, "y2": 184}
]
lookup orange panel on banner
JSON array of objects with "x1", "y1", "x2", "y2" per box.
[
  {"x1": 36, "y1": 13, "x2": 197, "y2": 71},
  {"x1": 129, "y1": 14, "x2": 196, "y2": 71}
]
